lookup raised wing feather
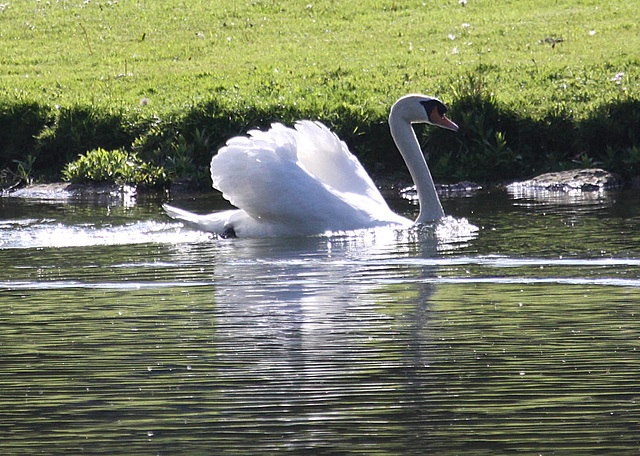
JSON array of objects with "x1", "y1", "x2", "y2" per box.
[{"x1": 293, "y1": 121, "x2": 387, "y2": 206}]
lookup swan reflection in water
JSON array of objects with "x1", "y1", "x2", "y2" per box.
[
  {"x1": 0, "y1": 210, "x2": 477, "y2": 454},
  {"x1": 161, "y1": 224, "x2": 476, "y2": 441}
]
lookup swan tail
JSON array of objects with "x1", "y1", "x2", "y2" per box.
[
  {"x1": 162, "y1": 203, "x2": 233, "y2": 234},
  {"x1": 162, "y1": 204, "x2": 201, "y2": 224}
]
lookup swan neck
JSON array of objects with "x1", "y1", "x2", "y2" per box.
[{"x1": 389, "y1": 115, "x2": 444, "y2": 223}]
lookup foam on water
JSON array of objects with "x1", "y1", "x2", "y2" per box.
[
  {"x1": 0, "y1": 214, "x2": 478, "y2": 251},
  {"x1": 0, "y1": 219, "x2": 213, "y2": 249}
]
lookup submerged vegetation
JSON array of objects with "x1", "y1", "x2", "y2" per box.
[{"x1": 0, "y1": 0, "x2": 639, "y2": 187}]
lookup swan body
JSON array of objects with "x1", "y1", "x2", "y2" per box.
[{"x1": 163, "y1": 94, "x2": 458, "y2": 238}]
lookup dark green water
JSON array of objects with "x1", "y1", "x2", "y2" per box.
[{"x1": 1, "y1": 187, "x2": 639, "y2": 455}]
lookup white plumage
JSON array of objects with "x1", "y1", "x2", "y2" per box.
[{"x1": 163, "y1": 94, "x2": 458, "y2": 238}]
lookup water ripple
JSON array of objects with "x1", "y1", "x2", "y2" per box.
[
  {"x1": 2, "y1": 192, "x2": 640, "y2": 455},
  {"x1": 237, "y1": 256, "x2": 640, "y2": 268},
  {"x1": 2, "y1": 274, "x2": 639, "y2": 291},
  {"x1": 0, "y1": 280, "x2": 215, "y2": 290}
]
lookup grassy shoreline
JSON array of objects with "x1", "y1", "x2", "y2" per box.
[{"x1": 1, "y1": 0, "x2": 639, "y2": 187}]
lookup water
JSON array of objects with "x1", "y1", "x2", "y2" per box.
[{"x1": 1, "y1": 187, "x2": 640, "y2": 455}]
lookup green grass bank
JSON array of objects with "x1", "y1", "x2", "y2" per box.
[{"x1": 1, "y1": 0, "x2": 639, "y2": 187}]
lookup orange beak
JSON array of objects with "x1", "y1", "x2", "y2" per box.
[{"x1": 430, "y1": 107, "x2": 459, "y2": 131}]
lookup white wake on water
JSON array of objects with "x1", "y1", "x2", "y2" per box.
[{"x1": 0, "y1": 219, "x2": 213, "y2": 249}]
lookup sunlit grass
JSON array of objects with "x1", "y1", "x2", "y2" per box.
[
  {"x1": 3, "y1": 0, "x2": 637, "y2": 113},
  {"x1": 1, "y1": 0, "x2": 639, "y2": 183}
]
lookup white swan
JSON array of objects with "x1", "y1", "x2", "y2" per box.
[{"x1": 163, "y1": 94, "x2": 458, "y2": 238}]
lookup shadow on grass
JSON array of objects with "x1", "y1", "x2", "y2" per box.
[{"x1": 1, "y1": 76, "x2": 639, "y2": 186}]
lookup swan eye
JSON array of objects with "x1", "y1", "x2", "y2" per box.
[{"x1": 420, "y1": 99, "x2": 447, "y2": 121}]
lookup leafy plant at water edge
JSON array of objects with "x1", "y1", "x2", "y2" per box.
[
  {"x1": 163, "y1": 134, "x2": 206, "y2": 183},
  {"x1": 13, "y1": 154, "x2": 37, "y2": 185},
  {"x1": 63, "y1": 147, "x2": 167, "y2": 188},
  {"x1": 0, "y1": 154, "x2": 37, "y2": 191}
]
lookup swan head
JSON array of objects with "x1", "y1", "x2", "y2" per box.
[{"x1": 391, "y1": 94, "x2": 459, "y2": 131}]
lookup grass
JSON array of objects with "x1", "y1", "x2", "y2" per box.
[{"x1": 1, "y1": 0, "x2": 639, "y2": 186}]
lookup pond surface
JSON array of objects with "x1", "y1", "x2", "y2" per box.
[{"x1": 1, "y1": 186, "x2": 640, "y2": 455}]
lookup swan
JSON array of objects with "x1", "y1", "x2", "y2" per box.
[{"x1": 163, "y1": 94, "x2": 458, "y2": 238}]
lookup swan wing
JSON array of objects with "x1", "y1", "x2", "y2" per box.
[
  {"x1": 210, "y1": 123, "x2": 395, "y2": 234},
  {"x1": 293, "y1": 120, "x2": 387, "y2": 207}
]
